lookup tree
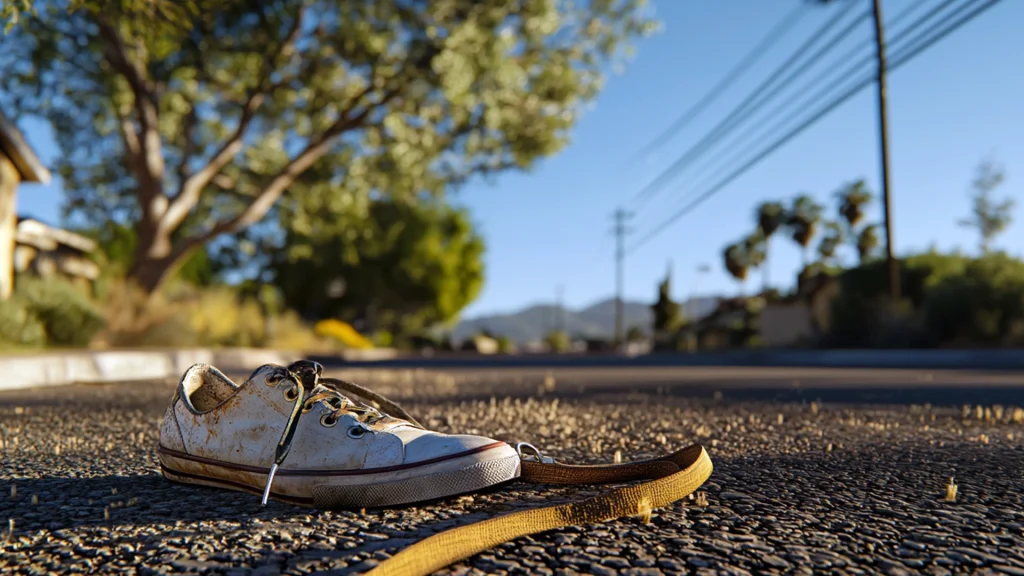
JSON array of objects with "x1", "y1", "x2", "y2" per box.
[
  {"x1": 268, "y1": 198, "x2": 485, "y2": 344},
  {"x1": 816, "y1": 220, "x2": 844, "y2": 264},
  {"x1": 3, "y1": 0, "x2": 197, "y2": 32},
  {"x1": 742, "y1": 232, "x2": 766, "y2": 290},
  {"x1": 2, "y1": 0, "x2": 656, "y2": 295},
  {"x1": 754, "y1": 201, "x2": 786, "y2": 290},
  {"x1": 785, "y1": 194, "x2": 824, "y2": 266},
  {"x1": 856, "y1": 224, "x2": 880, "y2": 263},
  {"x1": 650, "y1": 264, "x2": 681, "y2": 336},
  {"x1": 958, "y1": 159, "x2": 1014, "y2": 254},
  {"x1": 723, "y1": 243, "x2": 749, "y2": 293}
]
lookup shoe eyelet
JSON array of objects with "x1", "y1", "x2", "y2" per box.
[
  {"x1": 302, "y1": 400, "x2": 315, "y2": 413},
  {"x1": 347, "y1": 426, "x2": 366, "y2": 439},
  {"x1": 283, "y1": 386, "x2": 299, "y2": 402},
  {"x1": 320, "y1": 413, "x2": 338, "y2": 428}
]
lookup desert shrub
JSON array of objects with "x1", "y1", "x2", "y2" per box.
[
  {"x1": 96, "y1": 279, "x2": 325, "y2": 350},
  {"x1": 496, "y1": 335, "x2": 514, "y2": 353},
  {"x1": 14, "y1": 276, "x2": 105, "y2": 347},
  {"x1": 187, "y1": 286, "x2": 267, "y2": 347},
  {"x1": 266, "y1": 310, "x2": 333, "y2": 351},
  {"x1": 923, "y1": 253, "x2": 1024, "y2": 347},
  {"x1": 314, "y1": 319, "x2": 375, "y2": 349},
  {"x1": 0, "y1": 299, "x2": 46, "y2": 347},
  {"x1": 544, "y1": 330, "x2": 570, "y2": 353}
]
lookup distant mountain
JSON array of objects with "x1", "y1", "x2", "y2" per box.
[{"x1": 452, "y1": 296, "x2": 720, "y2": 343}]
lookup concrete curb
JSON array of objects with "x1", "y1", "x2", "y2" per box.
[
  {"x1": 315, "y1": 349, "x2": 1024, "y2": 371},
  {"x1": 0, "y1": 348, "x2": 399, "y2": 392}
]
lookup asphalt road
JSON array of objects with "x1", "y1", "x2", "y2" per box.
[{"x1": 2, "y1": 365, "x2": 1024, "y2": 575}]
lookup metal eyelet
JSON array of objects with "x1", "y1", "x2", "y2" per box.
[
  {"x1": 320, "y1": 413, "x2": 338, "y2": 428},
  {"x1": 302, "y1": 400, "x2": 315, "y2": 413},
  {"x1": 283, "y1": 386, "x2": 299, "y2": 402},
  {"x1": 515, "y1": 442, "x2": 555, "y2": 464},
  {"x1": 347, "y1": 426, "x2": 366, "y2": 439}
]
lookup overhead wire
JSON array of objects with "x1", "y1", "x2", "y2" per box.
[
  {"x1": 627, "y1": 2, "x2": 810, "y2": 167},
  {"x1": 658, "y1": 0, "x2": 956, "y2": 214},
  {"x1": 631, "y1": 0, "x2": 865, "y2": 206},
  {"x1": 627, "y1": 0, "x2": 1004, "y2": 254}
]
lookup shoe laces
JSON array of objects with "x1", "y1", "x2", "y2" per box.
[{"x1": 260, "y1": 360, "x2": 422, "y2": 505}]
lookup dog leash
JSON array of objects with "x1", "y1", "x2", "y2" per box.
[{"x1": 365, "y1": 441, "x2": 714, "y2": 576}]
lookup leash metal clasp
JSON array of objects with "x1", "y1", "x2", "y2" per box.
[{"x1": 515, "y1": 442, "x2": 554, "y2": 464}]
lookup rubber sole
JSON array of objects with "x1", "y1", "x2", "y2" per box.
[{"x1": 158, "y1": 444, "x2": 522, "y2": 509}]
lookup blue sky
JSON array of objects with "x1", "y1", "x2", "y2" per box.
[{"x1": 11, "y1": 0, "x2": 1024, "y2": 319}]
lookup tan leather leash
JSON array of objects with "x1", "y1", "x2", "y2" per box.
[{"x1": 365, "y1": 442, "x2": 714, "y2": 576}]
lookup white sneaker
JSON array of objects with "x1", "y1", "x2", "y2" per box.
[{"x1": 157, "y1": 360, "x2": 521, "y2": 508}]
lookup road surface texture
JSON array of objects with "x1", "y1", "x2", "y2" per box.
[{"x1": 2, "y1": 365, "x2": 1024, "y2": 575}]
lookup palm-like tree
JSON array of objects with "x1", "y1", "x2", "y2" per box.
[
  {"x1": 743, "y1": 232, "x2": 767, "y2": 290},
  {"x1": 836, "y1": 180, "x2": 873, "y2": 229},
  {"x1": 786, "y1": 194, "x2": 824, "y2": 266},
  {"x1": 856, "y1": 224, "x2": 880, "y2": 263},
  {"x1": 754, "y1": 201, "x2": 786, "y2": 290},
  {"x1": 723, "y1": 243, "x2": 749, "y2": 294},
  {"x1": 817, "y1": 220, "x2": 844, "y2": 264}
]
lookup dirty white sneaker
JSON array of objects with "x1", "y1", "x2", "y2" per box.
[{"x1": 157, "y1": 360, "x2": 521, "y2": 508}]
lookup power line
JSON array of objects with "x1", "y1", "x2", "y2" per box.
[
  {"x1": 628, "y1": 0, "x2": 1004, "y2": 254},
  {"x1": 632, "y1": 0, "x2": 865, "y2": 206},
  {"x1": 627, "y1": 2, "x2": 809, "y2": 166},
  {"x1": 657, "y1": 0, "x2": 957, "y2": 212}
]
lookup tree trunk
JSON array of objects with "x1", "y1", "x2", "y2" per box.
[
  {"x1": 762, "y1": 241, "x2": 771, "y2": 293},
  {"x1": 127, "y1": 221, "x2": 190, "y2": 296}
]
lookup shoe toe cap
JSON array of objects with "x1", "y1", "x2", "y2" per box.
[{"x1": 392, "y1": 427, "x2": 507, "y2": 465}]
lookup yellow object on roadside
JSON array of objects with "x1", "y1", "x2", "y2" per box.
[{"x1": 314, "y1": 319, "x2": 374, "y2": 349}]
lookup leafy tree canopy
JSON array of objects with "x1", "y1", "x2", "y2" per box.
[
  {"x1": 1, "y1": 0, "x2": 656, "y2": 293},
  {"x1": 268, "y1": 197, "x2": 485, "y2": 342}
]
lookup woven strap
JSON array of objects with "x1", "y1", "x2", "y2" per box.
[{"x1": 366, "y1": 444, "x2": 713, "y2": 576}]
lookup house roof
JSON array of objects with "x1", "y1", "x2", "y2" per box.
[
  {"x1": 0, "y1": 109, "x2": 51, "y2": 184},
  {"x1": 15, "y1": 217, "x2": 97, "y2": 254}
]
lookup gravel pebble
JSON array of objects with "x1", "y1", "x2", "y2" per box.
[{"x1": 1, "y1": 368, "x2": 1022, "y2": 575}]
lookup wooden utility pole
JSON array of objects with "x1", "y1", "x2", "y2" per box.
[
  {"x1": 555, "y1": 284, "x2": 564, "y2": 335},
  {"x1": 872, "y1": 0, "x2": 900, "y2": 300},
  {"x1": 611, "y1": 208, "x2": 633, "y2": 347}
]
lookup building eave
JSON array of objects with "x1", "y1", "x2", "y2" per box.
[{"x1": 0, "y1": 109, "x2": 52, "y2": 184}]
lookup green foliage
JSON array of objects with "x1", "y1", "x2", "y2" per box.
[
  {"x1": 825, "y1": 252, "x2": 970, "y2": 348},
  {"x1": 80, "y1": 222, "x2": 216, "y2": 286},
  {"x1": 544, "y1": 330, "x2": 570, "y2": 353},
  {"x1": 496, "y1": 335, "x2": 514, "y2": 354},
  {"x1": 723, "y1": 243, "x2": 748, "y2": 283},
  {"x1": 755, "y1": 201, "x2": 786, "y2": 239},
  {"x1": 786, "y1": 194, "x2": 824, "y2": 263},
  {"x1": 625, "y1": 325, "x2": 645, "y2": 343},
  {"x1": 650, "y1": 269, "x2": 681, "y2": 333},
  {"x1": 271, "y1": 198, "x2": 485, "y2": 343},
  {"x1": 958, "y1": 159, "x2": 1014, "y2": 254},
  {"x1": 817, "y1": 221, "x2": 843, "y2": 264},
  {"x1": 13, "y1": 276, "x2": 105, "y2": 347},
  {"x1": 856, "y1": 224, "x2": 880, "y2": 263},
  {"x1": 2, "y1": 0, "x2": 656, "y2": 290},
  {"x1": 0, "y1": 298, "x2": 46, "y2": 347},
  {"x1": 923, "y1": 253, "x2": 1024, "y2": 346}
]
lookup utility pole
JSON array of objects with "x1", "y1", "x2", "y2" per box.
[
  {"x1": 872, "y1": 0, "x2": 900, "y2": 300},
  {"x1": 555, "y1": 284, "x2": 564, "y2": 335},
  {"x1": 611, "y1": 208, "x2": 634, "y2": 348}
]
